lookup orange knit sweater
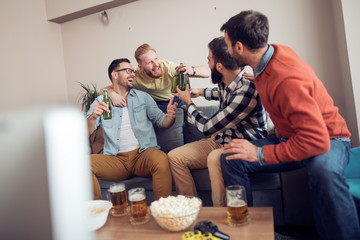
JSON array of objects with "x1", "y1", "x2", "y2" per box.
[{"x1": 255, "y1": 44, "x2": 350, "y2": 165}]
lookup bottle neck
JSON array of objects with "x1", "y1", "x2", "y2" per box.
[{"x1": 103, "y1": 90, "x2": 109, "y2": 99}]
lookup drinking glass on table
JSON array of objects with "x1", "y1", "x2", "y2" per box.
[
  {"x1": 226, "y1": 185, "x2": 250, "y2": 226},
  {"x1": 128, "y1": 187, "x2": 150, "y2": 224},
  {"x1": 107, "y1": 183, "x2": 129, "y2": 216}
]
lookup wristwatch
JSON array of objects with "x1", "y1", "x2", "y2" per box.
[{"x1": 191, "y1": 66, "x2": 196, "y2": 76}]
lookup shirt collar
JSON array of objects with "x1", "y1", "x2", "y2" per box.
[
  {"x1": 128, "y1": 88, "x2": 135, "y2": 96},
  {"x1": 254, "y1": 44, "x2": 274, "y2": 78},
  {"x1": 226, "y1": 69, "x2": 246, "y2": 91}
]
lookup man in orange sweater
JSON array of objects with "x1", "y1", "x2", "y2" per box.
[{"x1": 220, "y1": 10, "x2": 359, "y2": 240}]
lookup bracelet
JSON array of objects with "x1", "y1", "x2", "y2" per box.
[{"x1": 191, "y1": 66, "x2": 196, "y2": 76}]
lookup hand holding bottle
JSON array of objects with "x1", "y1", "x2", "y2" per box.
[{"x1": 172, "y1": 84, "x2": 192, "y2": 106}]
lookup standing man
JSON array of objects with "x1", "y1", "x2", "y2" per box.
[
  {"x1": 168, "y1": 36, "x2": 268, "y2": 206},
  {"x1": 220, "y1": 10, "x2": 360, "y2": 240},
  {"x1": 87, "y1": 58, "x2": 177, "y2": 200},
  {"x1": 107, "y1": 43, "x2": 211, "y2": 112}
]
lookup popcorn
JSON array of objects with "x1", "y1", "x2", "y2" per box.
[{"x1": 150, "y1": 195, "x2": 202, "y2": 231}]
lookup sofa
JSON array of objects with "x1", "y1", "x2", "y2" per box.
[{"x1": 90, "y1": 105, "x2": 315, "y2": 226}]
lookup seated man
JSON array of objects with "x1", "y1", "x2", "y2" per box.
[
  {"x1": 220, "y1": 10, "x2": 360, "y2": 239},
  {"x1": 86, "y1": 58, "x2": 177, "y2": 200},
  {"x1": 168, "y1": 37, "x2": 268, "y2": 206},
  {"x1": 106, "y1": 43, "x2": 211, "y2": 112}
]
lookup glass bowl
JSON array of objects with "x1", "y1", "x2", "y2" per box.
[{"x1": 150, "y1": 195, "x2": 202, "y2": 232}]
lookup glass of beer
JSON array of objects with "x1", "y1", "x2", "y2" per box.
[
  {"x1": 226, "y1": 185, "x2": 250, "y2": 226},
  {"x1": 106, "y1": 183, "x2": 129, "y2": 216},
  {"x1": 128, "y1": 187, "x2": 150, "y2": 225}
]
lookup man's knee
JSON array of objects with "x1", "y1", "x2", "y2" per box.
[
  {"x1": 207, "y1": 149, "x2": 221, "y2": 168},
  {"x1": 167, "y1": 147, "x2": 184, "y2": 166},
  {"x1": 148, "y1": 149, "x2": 170, "y2": 170}
]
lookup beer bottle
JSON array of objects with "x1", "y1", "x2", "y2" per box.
[
  {"x1": 179, "y1": 71, "x2": 190, "y2": 91},
  {"x1": 171, "y1": 71, "x2": 180, "y2": 93},
  {"x1": 102, "y1": 89, "x2": 112, "y2": 119}
]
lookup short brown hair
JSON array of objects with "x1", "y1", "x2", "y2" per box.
[{"x1": 134, "y1": 43, "x2": 156, "y2": 63}]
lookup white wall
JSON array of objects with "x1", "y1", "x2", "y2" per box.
[
  {"x1": 0, "y1": 0, "x2": 67, "y2": 112},
  {"x1": 341, "y1": 0, "x2": 360, "y2": 143},
  {"x1": 0, "y1": 0, "x2": 358, "y2": 146},
  {"x1": 60, "y1": 0, "x2": 359, "y2": 145}
]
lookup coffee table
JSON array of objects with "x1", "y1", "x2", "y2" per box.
[{"x1": 96, "y1": 207, "x2": 274, "y2": 240}]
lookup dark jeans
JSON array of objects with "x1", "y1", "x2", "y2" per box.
[
  {"x1": 156, "y1": 96, "x2": 185, "y2": 113},
  {"x1": 221, "y1": 137, "x2": 360, "y2": 240}
]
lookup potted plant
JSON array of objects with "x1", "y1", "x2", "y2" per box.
[{"x1": 77, "y1": 82, "x2": 99, "y2": 113}]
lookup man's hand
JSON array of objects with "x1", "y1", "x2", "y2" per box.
[
  {"x1": 90, "y1": 102, "x2": 110, "y2": 119},
  {"x1": 190, "y1": 88, "x2": 204, "y2": 98},
  {"x1": 243, "y1": 72, "x2": 255, "y2": 81},
  {"x1": 162, "y1": 97, "x2": 178, "y2": 128},
  {"x1": 175, "y1": 63, "x2": 193, "y2": 75},
  {"x1": 87, "y1": 101, "x2": 111, "y2": 135},
  {"x1": 101, "y1": 86, "x2": 127, "y2": 107},
  {"x1": 108, "y1": 91, "x2": 127, "y2": 107},
  {"x1": 166, "y1": 97, "x2": 178, "y2": 118},
  {"x1": 172, "y1": 84, "x2": 192, "y2": 106},
  {"x1": 222, "y1": 139, "x2": 259, "y2": 162}
]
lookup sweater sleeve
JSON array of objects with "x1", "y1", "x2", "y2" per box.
[{"x1": 262, "y1": 78, "x2": 330, "y2": 164}]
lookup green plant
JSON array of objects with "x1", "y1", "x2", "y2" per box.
[{"x1": 78, "y1": 82, "x2": 100, "y2": 112}]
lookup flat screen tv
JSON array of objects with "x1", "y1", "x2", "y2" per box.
[{"x1": 0, "y1": 105, "x2": 95, "y2": 240}]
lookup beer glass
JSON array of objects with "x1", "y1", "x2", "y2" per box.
[
  {"x1": 226, "y1": 185, "x2": 249, "y2": 226},
  {"x1": 128, "y1": 187, "x2": 150, "y2": 225},
  {"x1": 106, "y1": 183, "x2": 129, "y2": 216}
]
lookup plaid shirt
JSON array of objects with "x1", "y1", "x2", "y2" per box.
[{"x1": 186, "y1": 71, "x2": 268, "y2": 145}]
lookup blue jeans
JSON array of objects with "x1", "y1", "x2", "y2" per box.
[
  {"x1": 221, "y1": 137, "x2": 360, "y2": 240},
  {"x1": 156, "y1": 96, "x2": 185, "y2": 113}
]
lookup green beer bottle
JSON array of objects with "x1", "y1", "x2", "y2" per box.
[
  {"x1": 102, "y1": 89, "x2": 112, "y2": 120},
  {"x1": 179, "y1": 70, "x2": 190, "y2": 91},
  {"x1": 171, "y1": 71, "x2": 180, "y2": 93}
]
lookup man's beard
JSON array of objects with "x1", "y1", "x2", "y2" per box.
[
  {"x1": 211, "y1": 65, "x2": 223, "y2": 84},
  {"x1": 144, "y1": 66, "x2": 162, "y2": 78}
]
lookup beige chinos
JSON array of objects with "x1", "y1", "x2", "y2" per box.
[
  {"x1": 167, "y1": 138, "x2": 226, "y2": 206},
  {"x1": 91, "y1": 147, "x2": 172, "y2": 200}
]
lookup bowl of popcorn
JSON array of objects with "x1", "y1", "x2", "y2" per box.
[
  {"x1": 150, "y1": 195, "x2": 202, "y2": 232},
  {"x1": 85, "y1": 200, "x2": 112, "y2": 231}
]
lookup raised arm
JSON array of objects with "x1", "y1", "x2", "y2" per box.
[
  {"x1": 175, "y1": 63, "x2": 210, "y2": 78},
  {"x1": 101, "y1": 85, "x2": 127, "y2": 107},
  {"x1": 86, "y1": 101, "x2": 109, "y2": 135},
  {"x1": 162, "y1": 97, "x2": 178, "y2": 128}
]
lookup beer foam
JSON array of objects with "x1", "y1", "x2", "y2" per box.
[
  {"x1": 228, "y1": 199, "x2": 247, "y2": 207},
  {"x1": 129, "y1": 193, "x2": 145, "y2": 202},
  {"x1": 109, "y1": 184, "x2": 125, "y2": 193}
]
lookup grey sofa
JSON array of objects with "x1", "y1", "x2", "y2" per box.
[{"x1": 92, "y1": 105, "x2": 314, "y2": 226}]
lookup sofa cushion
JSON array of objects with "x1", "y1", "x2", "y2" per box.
[
  {"x1": 347, "y1": 179, "x2": 360, "y2": 208},
  {"x1": 183, "y1": 105, "x2": 219, "y2": 143},
  {"x1": 153, "y1": 108, "x2": 184, "y2": 153}
]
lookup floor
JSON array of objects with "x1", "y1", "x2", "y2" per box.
[{"x1": 275, "y1": 225, "x2": 321, "y2": 240}]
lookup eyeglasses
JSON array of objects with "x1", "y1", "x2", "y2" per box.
[{"x1": 114, "y1": 68, "x2": 136, "y2": 74}]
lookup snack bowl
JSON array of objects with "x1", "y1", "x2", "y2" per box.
[
  {"x1": 85, "y1": 200, "x2": 112, "y2": 231},
  {"x1": 150, "y1": 195, "x2": 202, "y2": 232}
]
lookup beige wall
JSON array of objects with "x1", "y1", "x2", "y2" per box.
[
  {"x1": 0, "y1": 0, "x2": 67, "y2": 112},
  {"x1": 60, "y1": 0, "x2": 359, "y2": 145},
  {"x1": 0, "y1": 0, "x2": 358, "y2": 146},
  {"x1": 341, "y1": 0, "x2": 360, "y2": 144}
]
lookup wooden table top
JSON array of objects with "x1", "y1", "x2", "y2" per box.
[{"x1": 96, "y1": 207, "x2": 274, "y2": 240}]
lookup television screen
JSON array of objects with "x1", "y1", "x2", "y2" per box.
[{"x1": 0, "y1": 105, "x2": 95, "y2": 240}]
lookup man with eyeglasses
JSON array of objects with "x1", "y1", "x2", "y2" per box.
[
  {"x1": 105, "y1": 43, "x2": 211, "y2": 113},
  {"x1": 86, "y1": 58, "x2": 177, "y2": 201}
]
